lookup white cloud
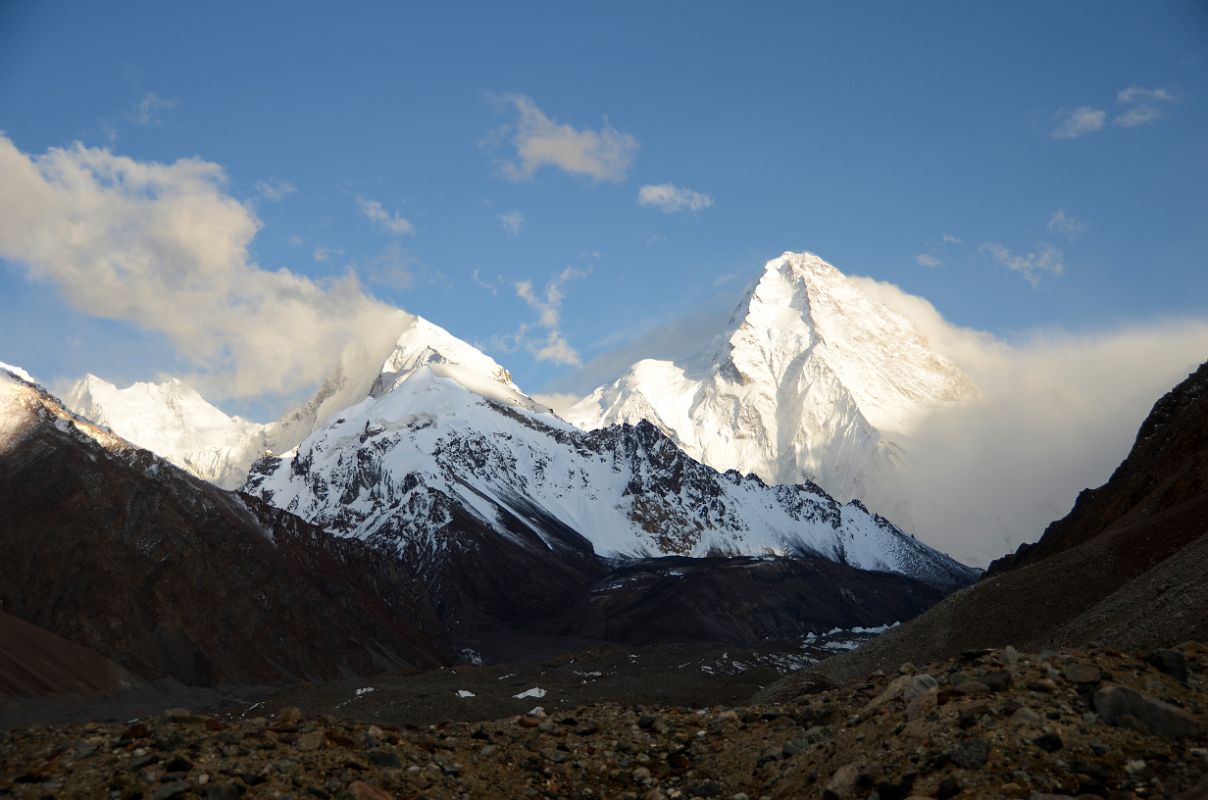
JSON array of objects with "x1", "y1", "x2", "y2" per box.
[
  {"x1": 915, "y1": 253, "x2": 942, "y2": 268},
  {"x1": 491, "y1": 95, "x2": 638, "y2": 182},
  {"x1": 498, "y1": 209, "x2": 525, "y2": 237},
  {"x1": 1047, "y1": 208, "x2": 1087, "y2": 239},
  {"x1": 981, "y1": 242, "x2": 1065, "y2": 286},
  {"x1": 497, "y1": 266, "x2": 588, "y2": 366},
  {"x1": 1114, "y1": 85, "x2": 1178, "y2": 129},
  {"x1": 1116, "y1": 86, "x2": 1178, "y2": 104},
  {"x1": 1050, "y1": 106, "x2": 1106, "y2": 139},
  {"x1": 472, "y1": 268, "x2": 502, "y2": 294},
  {"x1": 255, "y1": 178, "x2": 296, "y2": 202},
  {"x1": 356, "y1": 195, "x2": 414, "y2": 236},
  {"x1": 848, "y1": 275, "x2": 1208, "y2": 565},
  {"x1": 286, "y1": 234, "x2": 304, "y2": 247},
  {"x1": 942, "y1": 233, "x2": 965, "y2": 246},
  {"x1": 638, "y1": 184, "x2": 713, "y2": 213},
  {"x1": 126, "y1": 93, "x2": 178, "y2": 126},
  {"x1": 0, "y1": 135, "x2": 405, "y2": 400}
]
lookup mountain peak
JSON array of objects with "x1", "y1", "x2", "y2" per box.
[{"x1": 566, "y1": 250, "x2": 976, "y2": 520}]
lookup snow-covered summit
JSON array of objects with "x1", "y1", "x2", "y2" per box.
[{"x1": 565, "y1": 251, "x2": 976, "y2": 507}]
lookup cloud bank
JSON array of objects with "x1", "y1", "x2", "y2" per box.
[
  {"x1": 849, "y1": 276, "x2": 1208, "y2": 565},
  {"x1": 0, "y1": 135, "x2": 405, "y2": 400}
]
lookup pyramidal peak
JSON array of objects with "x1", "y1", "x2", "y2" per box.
[{"x1": 565, "y1": 251, "x2": 976, "y2": 509}]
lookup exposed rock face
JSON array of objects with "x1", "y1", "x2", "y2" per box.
[
  {"x1": 0, "y1": 611, "x2": 143, "y2": 698},
  {"x1": 787, "y1": 361, "x2": 1208, "y2": 684},
  {"x1": 0, "y1": 368, "x2": 448, "y2": 686}
]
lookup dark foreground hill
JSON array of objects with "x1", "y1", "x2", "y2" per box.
[
  {"x1": 778, "y1": 360, "x2": 1208, "y2": 686},
  {"x1": 0, "y1": 373, "x2": 449, "y2": 686}
]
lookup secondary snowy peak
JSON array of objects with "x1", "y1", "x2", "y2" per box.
[
  {"x1": 64, "y1": 374, "x2": 272, "y2": 489},
  {"x1": 566, "y1": 251, "x2": 975, "y2": 503},
  {"x1": 244, "y1": 363, "x2": 976, "y2": 591}
]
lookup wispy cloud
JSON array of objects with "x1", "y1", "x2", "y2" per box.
[
  {"x1": 498, "y1": 209, "x2": 525, "y2": 237},
  {"x1": 494, "y1": 266, "x2": 589, "y2": 365},
  {"x1": 638, "y1": 183, "x2": 713, "y2": 213},
  {"x1": 1116, "y1": 86, "x2": 1178, "y2": 104},
  {"x1": 356, "y1": 195, "x2": 414, "y2": 236},
  {"x1": 915, "y1": 253, "x2": 942, "y2": 268},
  {"x1": 125, "y1": 93, "x2": 178, "y2": 126},
  {"x1": 942, "y1": 233, "x2": 965, "y2": 246},
  {"x1": 255, "y1": 178, "x2": 296, "y2": 202},
  {"x1": 489, "y1": 94, "x2": 638, "y2": 182},
  {"x1": 1113, "y1": 87, "x2": 1179, "y2": 128},
  {"x1": 312, "y1": 245, "x2": 342, "y2": 263},
  {"x1": 1050, "y1": 106, "x2": 1106, "y2": 139},
  {"x1": 471, "y1": 268, "x2": 502, "y2": 294},
  {"x1": 1047, "y1": 209, "x2": 1086, "y2": 239},
  {"x1": 980, "y1": 242, "x2": 1065, "y2": 287}
]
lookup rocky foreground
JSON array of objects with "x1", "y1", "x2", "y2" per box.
[{"x1": 2, "y1": 643, "x2": 1206, "y2": 800}]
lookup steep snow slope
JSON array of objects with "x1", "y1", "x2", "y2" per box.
[
  {"x1": 64, "y1": 375, "x2": 272, "y2": 488},
  {"x1": 565, "y1": 251, "x2": 976, "y2": 508},
  {"x1": 61, "y1": 314, "x2": 520, "y2": 489},
  {"x1": 244, "y1": 364, "x2": 976, "y2": 590}
]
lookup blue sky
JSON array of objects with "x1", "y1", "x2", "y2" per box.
[{"x1": 1, "y1": 1, "x2": 1206, "y2": 419}]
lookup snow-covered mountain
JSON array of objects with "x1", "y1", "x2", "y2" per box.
[
  {"x1": 565, "y1": 251, "x2": 976, "y2": 512},
  {"x1": 243, "y1": 353, "x2": 975, "y2": 590},
  {"x1": 61, "y1": 314, "x2": 514, "y2": 489}
]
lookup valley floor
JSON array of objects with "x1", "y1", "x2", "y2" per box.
[{"x1": 1, "y1": 643, "x2": 1205, "y2": 799}]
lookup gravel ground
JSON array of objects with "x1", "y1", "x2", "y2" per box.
[{"x1": 2, "y1": 642, "x2": 1205, "y2": 799}]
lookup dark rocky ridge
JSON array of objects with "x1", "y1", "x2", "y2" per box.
[{"x1": 988, "y1": 358, "x2": 1208, "y2": 575}]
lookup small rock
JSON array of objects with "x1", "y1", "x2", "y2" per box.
[
  {"x1": 824, "y1": 763, "x2": 859, "y2": 798},
  {"x1": 638, "y1": 715, "x2": 657, "y2": 730},
  {"x1": 297, "y1": 731, "x2": 324, "y2": 751},
  {"x1": 982, "y1": 669, "x2": 1012, "y2": 692},
  {"x1": 1061, "y1": 663, "x2": 1101, "y2": 685},
  {"x1": 899, "y1": 662, "x2": 916, "y2": 675},
  {"x1": 1028, "y1": 678, "x2": 1058, "y2": 693},
  {"x1": 690, "y1": 780, "x2": 723, "y2": 798},
  {"x1": 955, "y1": 681, "x2": 990, "y2": 695},
  {"x1": 1124, "y1": 759, "x2": 1147, "y2": 775},
  {"x1": 937, "y1": 777, "x2": 961, "y2": 799},
  {"x1": 1004, "y1": 645, "x2": 1021, "y2": 665},
  {"x1": 1011, "y1": 706, "x2": 1042, "y2": 724},
  {"x1": 152, "y1": 782, "x2": 192, "y2": 800},
  {"x1": 204, "y1": 784, "x2": 242, "y2": 800},
  {"x1": 903, "y1": 674, "x2": 939, "y2": 702},
  {"x1": 1145, "y1": 649, "x2": 1189, "y2": 685},
  {"x1": 541, "y1": 747, "x2": 568, "y2": 764},
  {"x1": 273, "y1": 707, "x2": 304, "y2": 726},
  {"x1": 1094, "y1": 685, "x2": 1204, "y2": 738},
  {"x1": 1032, "y1": 733, "x2": 1063, "y2": 752},
  {"x1": 365, "y1": 749, "x2": 402, "y2": 769},
  {"x1": 632, "y1": 766, "x2": 652, "y2": 785},
  {"x1": 163, "y1": 708, "x2": 193, "y2": 722},
  {"x1": 950, "y1": 738, "x2": 989, "y2": 769},
  {"x1": 575, "y1": 721, "x2": 601, "y2": 736}
]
